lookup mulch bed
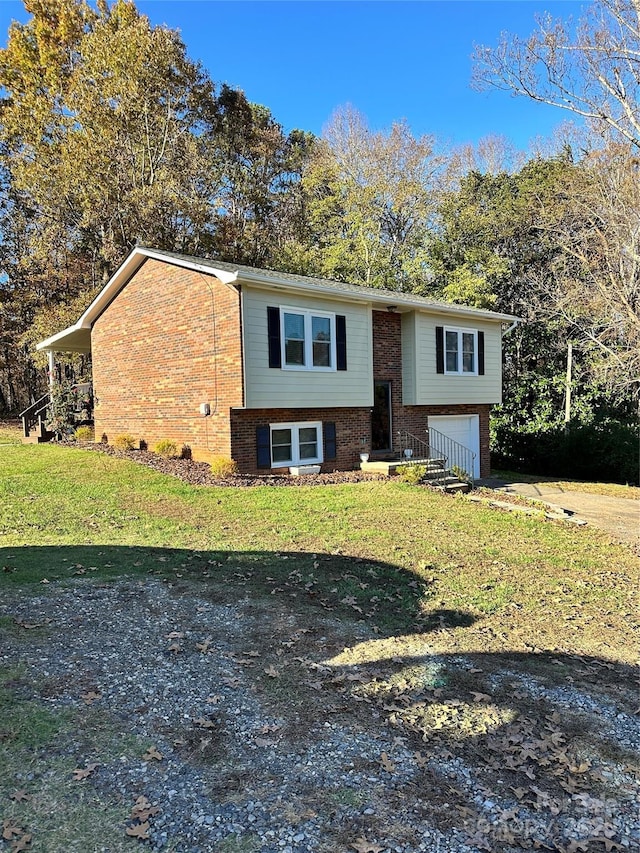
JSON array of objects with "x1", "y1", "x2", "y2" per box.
[{"x1": 81, "y1": 442, "x2": 387, "y2": 487}]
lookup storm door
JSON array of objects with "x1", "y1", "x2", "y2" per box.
[{"x1": 372, "y1": 380, "x2": 392, "y2": 451}]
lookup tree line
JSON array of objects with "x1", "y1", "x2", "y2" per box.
[{"x1": 1, "y1": 0, "x2": 638, "y2": 480}]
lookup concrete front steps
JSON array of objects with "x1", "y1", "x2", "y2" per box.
[{"x1": 360, "y1": 457, "x2": 471, "y2": 493}]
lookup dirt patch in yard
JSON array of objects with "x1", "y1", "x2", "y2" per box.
[{"x1": 1, "y1": 573, "x2": 637, "y2": 853}]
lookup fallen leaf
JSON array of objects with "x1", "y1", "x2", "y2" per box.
[
  {"x1": 264, "y1": 665, "x2": 279, "y2": 678},
  {"x1": 413, "y1": 751, "x2": 428, "y2": 768},
  {"x1": 11, "y1": 833, "x2": 32, "y2": 852},
  {"x1": 125, "y1": 822, "x2": 150, "y2": 840},
  {"x1": 81, "y1": 690, "x2": 102, "y2": 704},
  {"x1": 470, "y1": 691, "x2": 491, "y2": 702},
  {"x1": 9, "y1": 790, "x2": 31, "y2": 802},
  {"x1": 379, "y1": 752, "x2": 395, "y2": 773},
  {"x1": 2, "y1": 821, "x2": 23, "y2": 841},
  {"x1": 255, "y1": 737, "x2": 277, "y2": 747},
  {"x1": 350, "y1": 838, "x2": 384, "y2": 853},
  {"x1": 196, "y1": 639, "x2": 211, "y2": 653},
  {"x1": 72, "y1": 762, "x2": 99, "y2": 781},
  {"x1": 142, "y1": 746, "x2": 163, "y2": 761},
  {"x1": 193, "y1": 716, "x2": 216, "y2": 729}
]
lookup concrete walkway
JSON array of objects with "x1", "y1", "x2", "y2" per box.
[{"x1": 479, "y1": 478, "x2": 640, "y2": 551}]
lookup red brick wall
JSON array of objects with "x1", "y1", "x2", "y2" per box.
[
  {"x1": 92, "y1": 258, "x2": 243, "y2": 457},
  {"x1": 230, "y1": 407, "x2": 371, "y2": 473}
]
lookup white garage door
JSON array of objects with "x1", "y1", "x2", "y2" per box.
[{"x1": 429, "y1": 415, "x2": 480, "y2": 479}]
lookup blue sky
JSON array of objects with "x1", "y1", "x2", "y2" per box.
[{"x1": 0, "y1": 0, "x2": 585, "y2": 151}]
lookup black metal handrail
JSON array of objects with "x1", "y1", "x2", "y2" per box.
[
  {"x1": 396, "y1": 430, "x2": 449, "y2": 487},
  {"x1": 19, "y1": 393, "x2": 51, "y2": 438},
  {"x1": 427, "y1": 426, "x2": 476, "y2": 487}
]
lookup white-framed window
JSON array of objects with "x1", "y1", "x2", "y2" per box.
[
  {"x1": 444, "y1": 327, "x2": 478, "y2": 375},
  {"x1": 270, "y1": 421, "x2": 323, "y2": 467},
  {"x1": 281, "y1": 308, "x2": 336, "y2": 371}
]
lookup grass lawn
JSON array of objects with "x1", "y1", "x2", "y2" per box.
[
  {"x1": 1, "y1": 441, "x2": 638, "y2": 852},
  {"x1": 1, "y1": 442, "x2": 637, "y2": 663}
]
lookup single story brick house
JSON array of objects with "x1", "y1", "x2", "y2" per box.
[{"x1": 36, "y1": 247, "x2": 518, "y2": 477}]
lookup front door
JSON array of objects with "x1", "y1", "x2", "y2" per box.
[{"x1": 372, "y1": 380, "x2": 392, "y2": 451}]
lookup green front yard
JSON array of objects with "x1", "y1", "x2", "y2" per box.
[{"x1": 1, "y1": 441, "x2": 637, "y2": 662}]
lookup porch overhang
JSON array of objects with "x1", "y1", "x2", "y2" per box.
[{"x1": 36, "y1": 324, "x2": 91, "y2": 354}]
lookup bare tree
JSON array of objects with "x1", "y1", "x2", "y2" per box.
[
  {"x1": 473, "y1": 0, "x2": 640, "y2": 150},
  {"x1": 543, "y1": 144, "x2": 640, "y2": 402}
]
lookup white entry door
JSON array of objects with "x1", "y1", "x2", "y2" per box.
[{"x1": 429, "y1": 415, "x2": 480, "y2": 479}]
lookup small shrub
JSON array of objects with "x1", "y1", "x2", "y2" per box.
[
  {"x1": 154, "y1": 438, "x2": 178, "y2": 458},
  {"x1": 180, "y1": 444, "x2": 192, "y2": 461},
  {"x1": 74, "y1": 425, "x2": 94, "y2": 442},
  {"x1": 451, "y1": 464, "x2": 471, "y2": 483},
  {"x1": 209, "y1": 456, "x2": 238, "y2": 478},
  {"x1": 113, "y1": 433, "x2": 136, "y2": 451},
  {"x1": 398, "y1": 463, "x2": 427, "y2": 485}
]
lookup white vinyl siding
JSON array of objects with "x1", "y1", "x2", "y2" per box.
[
  {"x1": 412, "y1": 313, "x2": 502, "y2": 405},
  {"x1": 243, "y1": 285, "x2": 373, "y2": 409}
]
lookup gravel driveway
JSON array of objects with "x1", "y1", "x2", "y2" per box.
[{"x1": 1, "y1": 576, "x2": 638, "y2": 853}]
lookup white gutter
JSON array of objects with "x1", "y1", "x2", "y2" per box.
[{"x1": 502, "y1": 319, "x2": 520, "y2": 335}]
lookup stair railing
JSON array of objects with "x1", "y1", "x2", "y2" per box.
[
  {"x1": 19, "y1": 394, "x2": 51, "y2": 439},
  {"x1": 427, "y1": 426, "x2": 476, "y2": 487},
  {"x1": 396, "y1": 430, "x2": 449, "y2": 487}
]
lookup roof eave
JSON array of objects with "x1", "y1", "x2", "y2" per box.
[{"x1": 234, "y1": 269, "x2": 518, "y2": 323}]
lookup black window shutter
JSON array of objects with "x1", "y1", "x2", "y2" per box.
[
  {"x1": 435, "y1": 326, "x2": 444, "y2": 374},
  {"x1": 256, "y1": 425, "x2": 271, "y2": 469},
  {"x1": 324, "y1": 422, "x2": 337, "y2": 461},
  {"x1": 336, "y1": 315, "x2": 347, "y2": 371},
  {"x1": 478, "y1": 331, "x2": 485, "y2": 375},
  {"x1": 267, "y1": 307, "x2": 281, "y2": 368}
]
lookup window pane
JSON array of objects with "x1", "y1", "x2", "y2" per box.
[
  {"x1": 272, "y1": 428, "x2": 292, "y2": 444},
  {"x1": 313, "y1": 341, "x2": 330, "y2": 366},
  {"x1": 445, "y1": 330, "x2": 459, "y2": 373},
  {"x1": 462, "y1": 333, "x2": 475, "y2": 372},
  {"x1": 299, "y1": 442, "x2": 318, "y2": 459},
  {"x1": 285, "y1": 340, "x2": 304, "y2": 365},
  {"x1": 312, "y1": 316, "x2": 331, "y2": 342},
  {"x1": 312, "y1": 316, "x2": 331, "y2": 367},
  {"x1": 272, "y1": 444, "x2": 293, "y2": 462},
  {"x1": 284, "y1": 313, "x2": 305, "y2": 366},
  {"x1": 271, "y1": 428, "x2": 292, "y2": 463},
  {"x1": 284, "y1": 313, "x2": 304, "y2": 340},
  {"x1": 299, "y1": 426, "x2": 319, "y2": 460}
]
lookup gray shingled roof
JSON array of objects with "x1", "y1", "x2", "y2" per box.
[{"x1": 145, "y1": 247, "x2": 518, "y2": 322}]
